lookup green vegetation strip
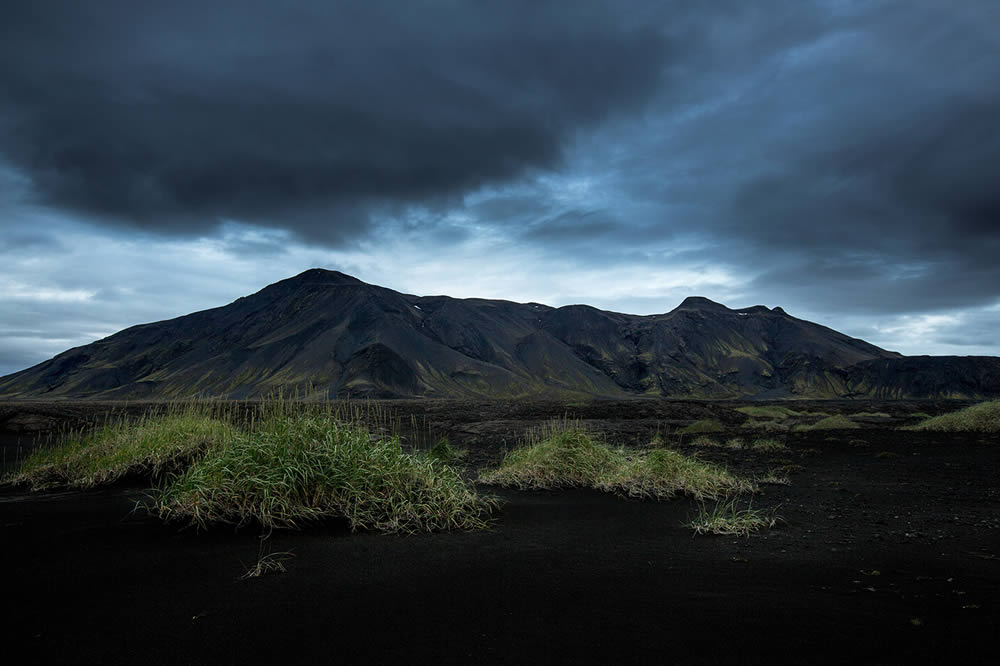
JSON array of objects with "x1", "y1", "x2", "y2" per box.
[
  {"x1": 479, "y1": 424, "x2": 754, "y2": 500},
  {"x1": 905, "y1": 400, "x2": 1000, "y2": 433},
  {"x1": 11, "y1": 406, "x2": 496, "y2": 533}
]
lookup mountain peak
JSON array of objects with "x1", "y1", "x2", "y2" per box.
[
  {"x1": 288, "y1": 268, "x2": 366, "y2": 286},
  {"x1": 675, "y1": 296, "x2": 730, "y2": 311}
]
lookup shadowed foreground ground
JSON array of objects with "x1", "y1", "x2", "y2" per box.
[{"x1": 2, "y1": 400, "x2": 997, "y2": 664}]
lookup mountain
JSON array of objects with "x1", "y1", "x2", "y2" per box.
[{"x1": 1, "y1": 269, "x2": 998, "y2": 400}]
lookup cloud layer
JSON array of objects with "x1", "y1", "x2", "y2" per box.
[{"x1": 1, "y1": 0, "x2": 670, "y2": 242}]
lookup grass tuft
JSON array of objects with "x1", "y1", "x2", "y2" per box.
[
  {"x1": 156, "y1": 414, "x2": 496, "y2": 533},
  {"x1": 240, "y1": 539, "x2": 295, "y2": 580},
  {"x1": 477, "y1": 424, "x2": 624, "y2": 490},
  {"x1": 479, "y1": 422, "x2": 754, "y2": 501},
  {"x1": 10, "y1": 408, "x2": 233, "y2": 490},
  {"x1": 688, "y1": 498, "x2": 779, "y2": 536},
  {"x1": 477, "y1": 424, "x2": 622, "y2": 490},
  {"x1": 905, "y1": 401, "x2": 1000, "y2": 433},
  {"x1": 749, "y1": 438, "x2": 786, "y2": 451},
  {"x1": 757, "y1": 472, "x2": 791, "y2": 486},
  {"x1": 690, "y1": 436, "x2": 721, "y2": 447},
  {"x1": 604, "y1": 448, "x2": 755, "y2": 500},
  {"x1": 679, "y1": 419, "x2": 726, "y2": 434}
]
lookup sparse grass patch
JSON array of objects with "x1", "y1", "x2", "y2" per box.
[
  {"x1": 849, "y1": 438, "x2": 868, "y2": 447},
  {"x1": 679, "y1": 419, "x2": 726, "y2": 434},
  {"x1": 905, "y1": 401, "x2": 1000, "y2": 433},
  {"x1": 479, "y1": 422, "x2": 754, "y2": 500},
  {"x1": 690, "y1": 435, "x2": 721, "y2": 447},
  {"x1": 688, "y1": 498, "x2": 779, "y2": 536},
  {"x1": 910, "y1": 412, "x2": 931, "y2": 420},
  {"x1": 604, "y1": 448, "x2": 755, "y2": 500},
  {"x1": 875, "y1": 451, "x2": 899, "y2": 459},
  {"x1": 721, "y1": 436, "x2": 784, "y2": 451},
  {"x1": 749, "y1": 438, "x2": 786, "y2": 452},
  {"x1": 11, "y1": 409, "x2": 234, "y2": 490},
  {"x1": 156, "y1": 414, "x2": 496, "y2": 532},
  {"x1": 851, "y1": 412, "x2": 892, "y2": 418},
  {"x1": 240, "y1": 539, "x2": 295, "y2": 580},
  {"x1": 758, "y1": 472, "x2": 791, "y2": 486},
  {"x1": 796, "y1": 415, "x2": 860, "y2": 431}
]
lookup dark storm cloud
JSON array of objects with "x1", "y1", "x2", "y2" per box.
[
  {"x1": 581, "y1": 0, "x2": 1000, "y2": 315},
  {"x1": 0, "y1": 0, "x2": 671, "y2": 242}
]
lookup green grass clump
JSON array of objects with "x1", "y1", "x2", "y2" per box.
[
  {"x1": 690, "y1": 435, "x2": 721, "y2": 447},
  {"x1": 679, "y1": 419, "x2": 726, "y2": 434},
  {"x1": 688, "y1": 498, "x2": 779, "y2": 536},
  {"x1": 479, "y1": 423, "x2": 754, "y2": 501},
  {"x1": 905, "y1": 401, "x2": 1000, "y2": 433},
  {"x1": 605, "y1": 449, "x2": 754, "y2": 500},
  {"x1": 735, "y1": 406, "x2": 801, "y2": 419},
  {"x1": 796, "y1": 415, "x2": 860, "y2": 431},
  {"x1": 11, "y1": 410, "x2": 233, "y2": 490},
  {"x1": 477, "y1": 425, "x2": 623, "y2": 490},
  {"x1": 156, "y1": 414, "x2": 495, "y2": 533},
  {"x1": 851, "y1": 412, "x2": 891, "y2": 418}
]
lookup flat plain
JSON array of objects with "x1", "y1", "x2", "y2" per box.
[{"x1": 1, "y1": 399, "x2": 997, "y2": 665}]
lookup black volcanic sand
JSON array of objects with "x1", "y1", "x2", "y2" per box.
[{"x1": 2, "y1": 400, "x2": 998, "y2": 664}]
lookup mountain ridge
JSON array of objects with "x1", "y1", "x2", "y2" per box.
[{"x1": 1, "y1": 269, "x2": 997, "y2": 400}]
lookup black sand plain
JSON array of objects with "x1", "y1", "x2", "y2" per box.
[{"x1": 1, "y1": 399, "x2": 997, "y2": 664}]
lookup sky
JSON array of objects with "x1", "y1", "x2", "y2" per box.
[{"x1": 1, "y1": 0, "x2": 999, "y2": 376}]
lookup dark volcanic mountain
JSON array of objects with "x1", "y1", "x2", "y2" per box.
[{"x1": 2, "y1": 269, "x2": 998, "y2": 400}]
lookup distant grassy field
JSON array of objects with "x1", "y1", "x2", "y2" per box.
[{"x1": 906, "y1": 400, "x2": 1000, "y2": 433}]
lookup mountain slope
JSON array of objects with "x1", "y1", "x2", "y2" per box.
[{"x1": 1, "y1": 269, "x2": 996, "y2": 400}]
